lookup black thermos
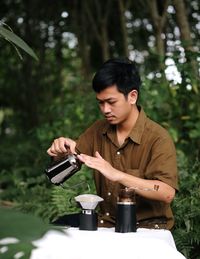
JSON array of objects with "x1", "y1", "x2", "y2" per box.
[{"x1": 115, "y1": 188, "x2": 136, "y2": 233}]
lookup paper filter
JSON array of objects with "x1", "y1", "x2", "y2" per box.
[{"x1": 75, "y1": 194, "x2": 103, "y2": 210}]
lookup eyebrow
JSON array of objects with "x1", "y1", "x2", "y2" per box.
[{"x1": 96, "y1": 97, "x2": 116, "y2": 102}]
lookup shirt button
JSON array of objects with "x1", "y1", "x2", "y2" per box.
[
  {"x1": 100, "y1": 220, "x2": 104, "y2": 224},
  {"x1": 107, "y1": 192, "x2": 111, "y2": 196},
  {"x1": 117, "y1": 151, "x2": 120, "y2": 155}
]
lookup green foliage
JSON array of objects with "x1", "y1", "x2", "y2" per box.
[
  {"x1": 0, "y1": 207, "x2": 52, "y2": 259},
  {"x1": 172, "y1": 158, "x2": 200, "y2": 259},
  {"x1": 140, "y1": 48, "x2": 200, "y2": 158}
]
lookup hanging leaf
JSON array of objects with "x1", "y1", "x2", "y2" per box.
[{"x1": 0, "y1": 25, "x2": 38, "y2": 61}]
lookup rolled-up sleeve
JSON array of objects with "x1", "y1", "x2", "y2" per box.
[{"x1": 145, "y1": 136, "x2": 178, "y2": 191}]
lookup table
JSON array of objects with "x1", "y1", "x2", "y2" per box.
[{"x1": 30, "y1": 227, "x2": 186, "y2": 259}]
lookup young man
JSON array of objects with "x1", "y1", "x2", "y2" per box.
[{"x1": 47, "y1": 58, "x2": 178, "y2": 229}]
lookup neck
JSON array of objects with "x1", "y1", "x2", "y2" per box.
[
  {"x1": 117, "y1": 106, "x2": 139, "y2": 134},
  {"x1": 116, "y1": 106, "x2": 139, "y2": 146}
]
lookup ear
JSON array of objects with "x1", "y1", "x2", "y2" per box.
[{"x1": 128, "y1": 90, "x2": 138, "y2": 105}]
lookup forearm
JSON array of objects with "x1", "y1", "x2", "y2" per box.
[
  {"x1": 77, "y1": 152, "x2": 176, "y2": 204},
  {"x1": 115, "y1": 169, "x2": 175, "y2": 203}
]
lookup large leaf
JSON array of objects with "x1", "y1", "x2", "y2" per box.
[
  {"x1": 0, "y1": 207, "x2": 54, "y2": 258},
  {"x1": 0, "y1": 25, "x2": 38, "y2": 61}
]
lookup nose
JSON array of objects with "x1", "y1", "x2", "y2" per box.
[{"x1": 101, "y1": 102, "x2": 111, "y2": 114}]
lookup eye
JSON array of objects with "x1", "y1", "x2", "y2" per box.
[
  {"x1": 98, "y1": 100, "x2": 103, "y2": 105},
  {"x1": 108, "y1": 101, "x2": 116, "y2": 105}
]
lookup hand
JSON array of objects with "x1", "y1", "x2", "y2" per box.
[
  {"x1": 77, "y1": 151, "x2": 122, "y2": 182},
  {"x1": 47, "y1": 137, "x2": 77, "y2": 157}
]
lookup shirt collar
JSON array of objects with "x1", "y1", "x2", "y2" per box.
[
  {"x1": 102, "y1": 106, "x2": 147, "y2": 145},
  {"x1": 128, "y1": 107, "x2": 146, "y2": 144}
]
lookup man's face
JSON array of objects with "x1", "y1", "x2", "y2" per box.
[{"x1": 96, "y1": 85, "x2": 136, "y2": 125}]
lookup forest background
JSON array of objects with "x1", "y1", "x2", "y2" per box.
[{"x1": 0, "y1": 0, "x2": 200, "y2": 258}]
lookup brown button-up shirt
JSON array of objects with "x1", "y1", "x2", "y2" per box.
[{"x1": 76, "y1": 108, "x2": 178, "y2": 229}]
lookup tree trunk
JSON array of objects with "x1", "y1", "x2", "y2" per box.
[
  {"x1": 118, "y1": 0, "x2": 129, "y2": 57},
  {"x1": 72, "y1": 1, "x2": 92, "y2": 79},
  {"x1": 147, "y1": 0, "x2": 169, "y2": 66},
  {"x1": 172, "y1": 0, "x2": 199, "y2": 79},
  {"x1": 22, "y1": 1, "x2": 39, "y2": 129},
  {"x1": 172, "y1": 0, "x2": 193, "y2": 50},
  {"x1": 84, "y1": 0, "x2": 111, "y2": 62},
  {"x1": 100, "y1": 21, "x2": 110, "y2": 61}
]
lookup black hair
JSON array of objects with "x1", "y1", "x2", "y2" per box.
[{"x1": 92, "y1": 57, "x2": 141, "y2": 96}]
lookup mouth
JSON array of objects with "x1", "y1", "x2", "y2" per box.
[{"x1": 105, "y1": 115, "x2": 115, "y2": 121}]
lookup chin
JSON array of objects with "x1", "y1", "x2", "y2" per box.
[
  {"x1": 107, "y1": 119, "x2": 118, "y2": 125},
  {"x1": 109, "y1": 122, "x2": 117, "y2": 125}
]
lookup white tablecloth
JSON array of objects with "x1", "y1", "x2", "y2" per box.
[{"x1": 31, "y1": 227, "x2": 186, "y2": 259}]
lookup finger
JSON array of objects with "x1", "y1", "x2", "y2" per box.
[
  {"x1": 77, "y1": 154, "x2": 95, "y2": 168},
  {"x1": 95, "y1": 151, "x2": 103, "y2": 159},
  {"x1": 64, "y1": 138, "x2": 77, "y2": 154},
  {"x1": 77, "y1": 154, "x2": 87, "y2": 163},
  {"x1": 69, "y1": 142, "x2": 77, "y2": 154},
  {"x1": 47, "y1": 148, "x2": 57, "y2": 157},
  {"x1": 55, "y1": 138, "x2": 68, "y2": 153},
  {"x1": 47, "y1": 140, "x2": 66, "y2": 157}
]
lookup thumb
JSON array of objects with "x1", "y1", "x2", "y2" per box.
[{"x1": 95, "y1": 151, "x2": 103, "y2": 159}]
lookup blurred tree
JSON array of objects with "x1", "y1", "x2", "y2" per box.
[
  {"x1": 118, "y1": 0, "x2": 130, "y2": 57},
  {"x1": 147, "y1": 0, "x2": 169, "y2": 63}
]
